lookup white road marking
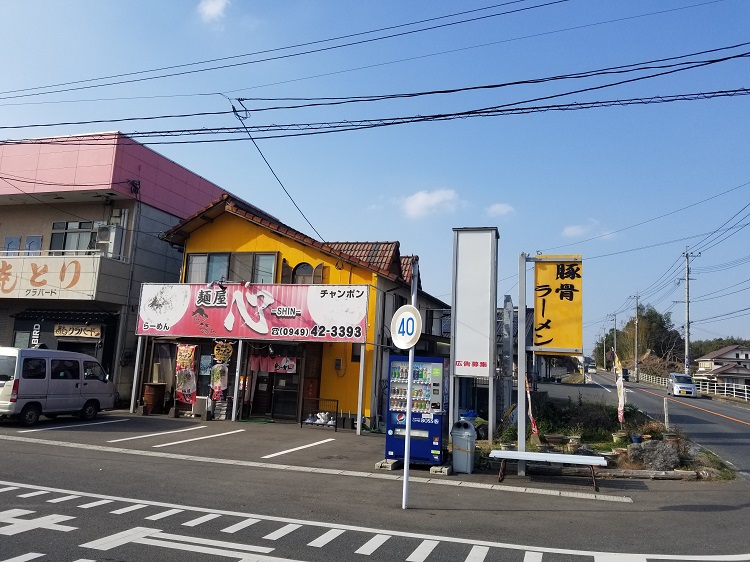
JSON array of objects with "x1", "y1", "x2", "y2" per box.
[
  {"x1": 263, "y1": 523, "x2": 301, "y2": 540},
  {"x1": 2, "y1": 479, "x2": 746, "y2": 561},
  {"x1": 182, "y1": 513, "x2": 222, "y2": 527},
  {"x1": 110, "y1": 503, "x2": 148, "y2": 515},
  {"x1": 407, "y1": 539, "x2": 439, "y2": 561},
  {"x1": 594, "y1": 555, "x2": 648, "y2": 561},
  {"x1": 47, "y1": 494, "x2": 81, "y2": 503},
  {"x1": 0, "y1": 434, "x2": 631, "y2": 503},
  {"x1": 18, "y1": 418, "x2": 129, "y2": 433},
  {"x1": 356, "y1": 533, "x2": 391, "y2": 555},
  {"x1": 0, "y1": 554, "x2": 45, "y2": 562},
  {"x1": 221, "y1": 518, "x2": 261, "y2": 533},
  {"x1": 465, "y1": 545, "x2": 489, "y2": 561},
  {"x1": 72, "y1": 559, "x2": 98, "y2": 562},
  {"x1": 592, "y1": 380, "x2": 612, "y2": 392},
  {"x1": 261, "y1": 438, "x2": 336, "y2": 459},
  {"x1": 308, "y1": 528, "x2": 345, "y2": 547},
  {"x1": 0, "y1": 487, "x2": 19, "y2": 493},
  {"x1": 152, "y1": 429, "x2": 245, "y2": 448},
  {"x1": 145, "y1": 508, "x2": 184, "y2": 520},
  {"x1": 80, "y1": 526, "x2": 158, "y2": 549},
  {"x1": 0, "y1": 510, "x2": 77, "y2": 535},
  {"x1": 108, "y1": 425, "x2": 207, "y2": 443},
  {"x1": 156, "y1": 531, "x2": 274, "y2": 553},
  {"x1": 78, "y1": 499, "x2": 113, "y2": 509},
  {"x1": 17, "y1": 491, "x2": 48, "y2": 498},
  {"x1": 524, "y1": 552, "x2": 543, "y2": 562}
]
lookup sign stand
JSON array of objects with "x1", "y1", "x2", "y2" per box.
[{"x1": 390, "y1": 259, "x2": 421, "y2": 510}]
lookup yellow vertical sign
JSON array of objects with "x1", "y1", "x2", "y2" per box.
[{"x1": 533, "y1": 255, "x2": 582, "y2": 355}]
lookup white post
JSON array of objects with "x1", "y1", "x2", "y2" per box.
[
  {"x1": 664, "y1": 397, "x2": 670, "y2": 430},
  {"x1": 231, "y1": 340, "x2": 243, "y2": 421},
  {"x1": 129, "y1": 336, "x2": 145, "y2": 413},
  {"x1": 517, "y1": 253, "x2": 527, "y2": 475},
  {"x1": 356, "y1": 342, "x2": 365, "y2": 435},
  {"x1": 402, "y1": 258, "x2": 419, "y2": 510}
]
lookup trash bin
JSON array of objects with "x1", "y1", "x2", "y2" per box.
[{"x1": 451, "y1": 419, "x2": 476, "y2": 474}]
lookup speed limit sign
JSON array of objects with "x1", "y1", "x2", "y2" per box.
[{"x1": 390, "y1": 305, "x2": 422, "y2": 350}]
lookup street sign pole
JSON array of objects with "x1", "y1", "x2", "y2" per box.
[{"x1": 390, "y1": 258, "x2": 421, "y2": 510}]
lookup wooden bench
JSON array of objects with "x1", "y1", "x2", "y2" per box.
[{"x1": 489, "y1": 450, "x2": 608, "y2": 492}]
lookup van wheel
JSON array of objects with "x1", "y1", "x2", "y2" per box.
[
  {"x1": 19, "y1": 405, "x2": 41, "y2": 427},
  {"x1": 80, "y1": 401, "x2": 98, "y2": 421}
]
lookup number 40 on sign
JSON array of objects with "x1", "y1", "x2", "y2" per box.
[{"x1": 390, "y1": 305, "x2": 422, "y2": 350}]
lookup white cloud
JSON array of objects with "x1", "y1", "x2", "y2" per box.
[
  {"x1": 562, "y1": 224, "x2": 590, "y2": 238},
  {"x1": 198, "y1": 0, "x2": 230, "y2": 23},
  {"x1": 486, "y1": 203, "x2": 514, "y2": 217},
  {"x1": 402, "y1": 189, "x2": 458, "y2": 218}
]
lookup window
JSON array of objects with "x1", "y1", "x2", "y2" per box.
[
  {"x1": 51, "y1": 359, "x2": 80, "y2": 380},
  {"x1": 84, "y1": 361, "x2": 107, "y2": 382},
  {"x1": 3, "y1": 236, "x2": 20, "y2": 256},
  {"x1": 293, "y1": 263, "x2": 313, "y2": 284},
  {"x1": 50, "y1": 221, "x2": 97, "y2": 255},
  {"x1": 186, "y1": 252, "x2": 276, "y2": 284},
  {"x1": 24, "y1": 236, "x2": 42, "y2": 256},
  {"x1": 22, "y1": 358, "x2": 46, "y2": 379}
]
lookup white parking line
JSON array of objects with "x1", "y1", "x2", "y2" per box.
[
  {"x1": 108, "y1": 425, "x2": 206, "y2": 443},
  {"x1": 221, "y1": 518, "x2": 260, "y2": 533},
  {"x1": 47, "y1": 495, "x2": 81, "y2": 503},
  {"x1": 19, "y1": 419, "x2": 129, "y2": 433},
  {"x1": 152, "y1": 429, "x2": 244, "y2": 448},
  {"x1": 261, "y1": 438, "x2": 335, "y2": 459},
  {"x1": 407, "y1": 539, "x2": 439, "y2": 562},
  {"x1": 78, "y1": 499, "x2": 113, "y2": 509},
  {"x1": 145, "y1": 508, "x2": 184, "y2": 521},
  {"x1": 1, "y1": 554, "x2": 45, "y2": 562},
  {"x1": 17, "y1": 491, "x2": 49, "y2": 498}
]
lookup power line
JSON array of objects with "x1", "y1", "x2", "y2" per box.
[
  {"x1": 0, "y1": 1, "x2": 535, "y2": 97},
  {"x1": 0, "y1": 0, "x2": 572, "y2": 101},
  {"x1": 231, "y1": 102, "x2": 325, "y2": 243}
]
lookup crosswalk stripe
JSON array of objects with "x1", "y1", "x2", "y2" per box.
[
  {"x1": 78, "y1": 499, "x2": 113, "y2": 509},
  {"x1": 221, "y1": 518, "x2": 261, "y2": 533},
  {"x1": 110, "y1": 504, "x2": 148, "y2": 515},
  {"x1": 407, "y1": 539, "x2": 439, "y2": 562},
  {"x1": 263, "y1": 523, "x2": 301, "y2": 540},
  {"x1": 308, "y1": 528, "x2": 345, "y2": 547},
  {"x1": 145, "y1": 508, "x2": 184, "y2": 521},
  {"x1": 47, "y1": 495, "x2": 81, "y2": 503},
  {"x1": 0, "y1": 554, "x2": 45, "y2": 562},
  {"x1": 182, "y1": 513, "x2": 222, "y2": 527},
  {"x1": 17, "y1": 491, "x2": 48, "y2": 498},
  {"x1": 465, "y1": 545, "x2": 489, "y2": 561},
  {"x1": 356, "y1": 534, "x2": 390, "y2": 555}
]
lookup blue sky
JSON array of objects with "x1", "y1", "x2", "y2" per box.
[{"x1": 2, "y1": 0, "x2": 749, "y2": 357}]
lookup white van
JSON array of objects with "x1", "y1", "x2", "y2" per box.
[{"x1": 0, "y1": 347, "x2": 116, "y2": 426}]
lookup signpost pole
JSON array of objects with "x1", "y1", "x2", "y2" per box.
[
  {"x1": 517, "y1": 253, "x2": 528, "y2": 475},
  {"x1": 129, "y1": 335, "x2": 144, "y2": 413},
  {"x1": 356, "y1": 343, "x2": 365, "y2": 436},
  {"x1": 402, "y1": 258, "x2": 419, "y2": 510}
]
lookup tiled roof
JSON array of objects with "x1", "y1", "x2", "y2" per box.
[
  {"x1": 162, "y1": 194, "x2": 406, "y2": 283},
  {"x1": 327, "y1": 242, "x2": 402, "y2": 278},
  {"x1": 697, "y1": 344, "x2": 741, "y2": 360}
]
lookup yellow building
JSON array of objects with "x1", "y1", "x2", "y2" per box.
[{"x1": 132, "y1": 194, "x2": 449, "y2": 429}]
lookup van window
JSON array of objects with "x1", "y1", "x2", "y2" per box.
[
  {"x1": 51, "y1": 359, "x2": 80, "y2": 380},
  {"x1": 0, "y1": 355, "x2": 16, "y2": 381},
  {"x1": 84, "y1": 361, "x2": 107, "y2": 382},
  {"x1": 23, "y1": 358, "x2": 46, "y2": 379}
]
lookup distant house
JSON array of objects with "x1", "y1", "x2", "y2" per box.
[{"x1": 695, "y1": 345, "x2": 750, "y2": 386}]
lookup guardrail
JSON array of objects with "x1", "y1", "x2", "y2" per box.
[{"x1": 696, "y1": 381, "x2": 750, "y2": 401}]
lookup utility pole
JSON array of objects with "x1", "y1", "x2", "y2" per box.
[
  {"x1": 683, "y1": 250, "x2": 700, "y2": 375},
  {"x1": 633, "y1": 295, "x2": 640, "y2": 382}
]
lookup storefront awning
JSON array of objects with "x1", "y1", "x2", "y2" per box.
[{"x1": 11, "y1": 310, "x2": 118, "y2": 322}]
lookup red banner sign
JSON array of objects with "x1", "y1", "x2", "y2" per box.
[{"x1": 136, "y1": 283, "x2": 369, "y2": 342}]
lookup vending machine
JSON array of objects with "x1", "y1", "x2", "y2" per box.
[{"x1": 385, "y1": 355, "x2": 449, "y2": 465}]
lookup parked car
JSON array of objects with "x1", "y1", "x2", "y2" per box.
[
  {"x1": 0, "y1": 347, "x2": 116, "y2": 426},
  {"x1": 667, "y1": 372, "x2": 698, "y2": 397}
]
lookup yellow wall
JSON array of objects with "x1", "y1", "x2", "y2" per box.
[{"x1": 183, "y1": 213, "x2": 380, "y2": 416}]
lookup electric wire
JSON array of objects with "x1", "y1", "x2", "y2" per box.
[{"x1": 0, "y1": 0, "x2": 573, "y2": 101}]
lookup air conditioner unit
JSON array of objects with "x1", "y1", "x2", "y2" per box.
[{"x1": 96, "y1": 225, "x2": 124, "y2": 258}]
